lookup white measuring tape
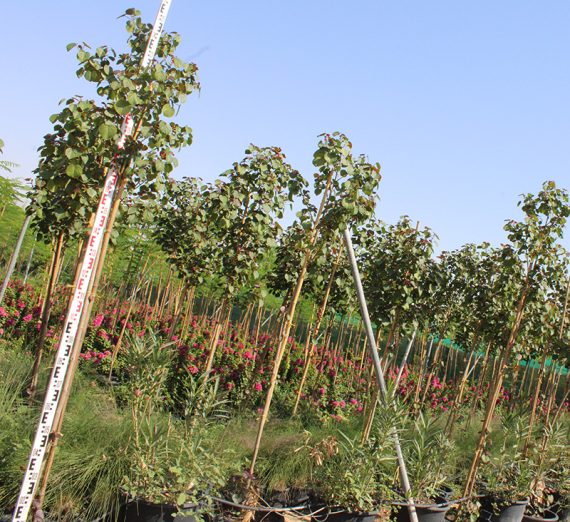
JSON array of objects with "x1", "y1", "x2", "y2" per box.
[{"x1": 12, "y1": 2, "x2": 172, "y2": 520}]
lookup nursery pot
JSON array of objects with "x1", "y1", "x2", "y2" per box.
[
  {"x1": 479, "y1": 498, "x2": 529, "y2": 522},
  {"x1": 522, "y1": 510, "x2": 559, "y2": 522},
  {"x1": 119, "y1": 499, "x2": 197, "y2": 522},
  {"x1": 393, "y1": 503, "x2": 450, "y2": 522}
]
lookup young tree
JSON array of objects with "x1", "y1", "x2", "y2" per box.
[
  {"x1": 24, "y1": 7, "x2": 201, "y2": 512},
  {"x1": 464, "y1": 181, "x2": 570, "y2": 496},
  {"x1": 244, "y1": 133, "x2": 381, "y2": 518}
]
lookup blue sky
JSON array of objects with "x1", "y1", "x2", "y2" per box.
[{"x1": 1, "y1": 1, "x2": 569, "y2": 252}]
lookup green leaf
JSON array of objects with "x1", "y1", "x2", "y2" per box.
[
  {"x1": 76, "y1": 49, "x2": 89, "y2": 62},
  {"x1": 66, "y1": 42, "x2": 77, "y2": 52},
  {"x1": 115, "y1": 100, "x2": 132, "y2": 116},
  {"x1": 162, "y1": 104, "x2": 175, "y2": 118},
  {"x1": 97, "y1": 123, "x2": 117, "y2": 140},
  {"x1": 66, "y1": 163, "x2": 83, "y2": 179},
  {"x1": 127, "y1": 91, "x2": 142, "y2": 106}
]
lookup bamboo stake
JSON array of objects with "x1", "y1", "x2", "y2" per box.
[
  {"x1": 292, "y1": 243, "x2": 343, "y2": 415},
  {"x1": 27, "y1": 233, "x2": 65, "y2": 399},
  {"x1": 464, "y1": 285, "x2": 529, "y2": 497}
]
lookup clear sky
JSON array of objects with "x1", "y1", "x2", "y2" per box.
[{"x1": 1, "y1": 1, "x2": 569, "y2": 252}]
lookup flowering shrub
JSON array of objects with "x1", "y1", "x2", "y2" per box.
[
  {"x1": 1, "y1": 278, "x2": 566, "y2": 423},
  {"x1": 0, "y1": 280, "x2": 41, "y2": 340}
]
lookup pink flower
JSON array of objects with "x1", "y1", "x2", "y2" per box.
[
  {"x1": 243, "y1": 350, "x2": 255, "y2": 360},
  {"x1": 0, "y1": 307, "x2": 7, "y2": 318},
  {"x1": 17, "y1": 300, "x2": 26, "y2": 309},
  {"x1": 431, "y1": 376, "x2": 443, "y2": 390},
  {"x1": 254, "y1": 382, "x2": 263, "y2": 392},
  {"x1": 93, "y1": 314, "x2": 104, "y2": 327},
  {"x1": 22, "y1": 314, "x2": 33, "y2": 322},
  {"x1": 318, "y1": 387, "x2": 326, "y2": 396},
  {"x1": 188, "y1": 364, "x2": 199, "y2": 375}
]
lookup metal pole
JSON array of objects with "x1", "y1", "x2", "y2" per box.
[
  {"x1": 394, "y1": 328, "x2": 417, "y2": 392},
  {"x1": 23, "y1": 239, "x2": 36, "y2": 285},
  {"x1": 343, "y1": 227, "x2": 419, "y2": 522},
  {"x1": 0, "y1": 214, "x2": 31, "y2": 305}
]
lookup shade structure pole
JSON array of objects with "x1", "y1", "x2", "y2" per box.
[
  {"x1": 343, "y1": 227, "x2": 419, "y2": 522},
  {"x1": 0, "y1": 214, "x2": 31, "y2": 306}
]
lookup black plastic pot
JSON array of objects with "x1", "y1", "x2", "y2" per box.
[
  {"x1": 479, "y1": 499, "x2": 529, "y2": 522},
  {"x1": 522, "y1": 510, "x2": 559, "y2": 521},
  {"x1": 119, "y1": 500, "x2": 197, "y2": 522}
]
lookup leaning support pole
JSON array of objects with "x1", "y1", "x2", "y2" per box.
[
  {"x1": 0, "y1": 214, "x2": 31, "y2": 306},
  {"x1": 343, "y1": 228, "x2": 419, "y2": 522},
  {"x1": 23, "y1": 239, "x2": 36, "y2": 285}
]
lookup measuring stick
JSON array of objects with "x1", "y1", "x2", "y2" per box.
[{"x1": 12, "y1": 2, "x2": 172, "y2": 520}]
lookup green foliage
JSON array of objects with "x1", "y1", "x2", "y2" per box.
[
  {"x1": 269, "y1": 132, "x2": 381, "y2": 314},
  {"x1": 479, "y1": 411, "x2": 534, "y2": 500},
  {"x1": 155, "y1": 177, "x2": 219, "y2": 288},
  {"x1": 313, "y1": 132, "x2": 382, "y2": 237},
  {"x1": 313, "y1": 429, "x2": 396, "y2": 512},
  {"x1": 362, "y1": 216, "x2": 437, "y2": 333},
  {"x1": 213, "y1": 145, "x2": 308, "y2": 301},
  {"x1": 28, "y1": 8, "x2": 199, "y2": 244},
  {"x1": 0, "y1": 138, "x2": 19, "y2": 175},
  {"x1": 0, "y1": 175, "x2": 25, "y2": 212},
  {"x1": 402, "y1": 412, "x2": 457, "y2": 502}
]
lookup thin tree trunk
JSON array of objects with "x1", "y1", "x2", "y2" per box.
[
  {"x1": 446, "y1": 350, "x2": 476, "y2": 436},
  {"x1": 464, "y1": 286, "x2": 529, "y2": 497},
  {"x1": 292, "y1": 243, "x2": 343, "y2": 415},
  {"x1": 243, "y1": 170, "x2": 334, "y2": 518},
  {"x1": 467, "y1": 341, "x2": 492, "y2": 425},
  {"x1": 524, "y1": 352, "x2": 548, "y2": 454},
  {"x1": 27, "y1": 233, "x2": 65, "y2": 399}
]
